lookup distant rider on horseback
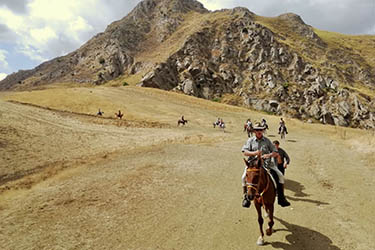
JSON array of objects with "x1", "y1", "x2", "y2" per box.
[
  {"x1": 261, "y1": 118, "x2": 269, "y2": 130},
  {"x1": 216, "y1": 117, "x2": 221, "y2": 126},
  {"x1": 278, "y1": 118, "x2": 288, "y2": 134},
  {"x1": 246, "y1": 119, "x2": 252, "y2": 129},
  {"x1": 241, "y1": 122, "x2": 290, "y2": 207}
]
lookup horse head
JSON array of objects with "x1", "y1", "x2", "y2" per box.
[{"x1": 244, "y1": 157, "x2": 263, "y2": 201}]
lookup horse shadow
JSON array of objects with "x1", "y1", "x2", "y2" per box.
[
  {"x1": 284, "y1": 179, "x2": 329, "y2": 206},
  {"x1": 287, "y1": 139, "x2": 297, "y2": 143},
  {"x1": 284, "y1": 179, "x2": 308, "y2": 197},
  {"x1": 267, "y1": 134, "x2": 297, "y2": 142},
  {"x1": 270, "y1": 217, "x2": 341, "y2": 250}
]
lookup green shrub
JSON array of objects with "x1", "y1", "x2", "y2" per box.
[{"x1": 123, "y1": 82, "x2": 129, "y2": 86}]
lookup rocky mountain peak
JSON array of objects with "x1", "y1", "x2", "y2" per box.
[
  {"x1": 278, "y1": 13, "x2": 306, "y2": 25},
  {"x1": 277, "y1": 12, "x2": 325, "y2": 46},
  {"x1": 129, "y1": 0, "x2": 207, "y2": 18}
]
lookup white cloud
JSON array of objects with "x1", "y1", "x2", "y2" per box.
[
  {"x1": 0, "y1": 8, "x2": 24, "y2": 31},
  {"x1": 200, "y1": 0, "x2": 232, "y2": 10},
  {"x1": 0, "y1": 73, "x2": 7, "y2": 81},
  {"x1": 68, "y1": 16, "x2": 94, "y2": 42},
  {"x1": 29, "y1": 26, "x2": 57, "y2": 46},
  {"x1": 0, "y1": 0, "x2": 99, "y2": 64},
  {"x1": 16, "y1": 45, "x2": 46, "y2": 62},
  {"x1": 0, "y1": 49, "x2": 9, "y2": 70},
  {"x1": 29, "y1": 0, "x2": 77, "y2": 21}
]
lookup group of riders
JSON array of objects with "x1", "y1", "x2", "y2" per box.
[
  {"x1": 178, "y1": 114, "x2": 292, "y2": 243},
  {"x1": 244, "y1": 118, "x2": 287, "y2": 136},
  {"x1": 242, "y1": 118, "x2": 291, "y2": 208},
  {"x1": 97, "y1": 109, "x2": 124, "y2": 119},
  {"x1": 154, "y1": 113, "x2": 292, "y2": 209},
  {"x1": 179, "y1": 114, "x2": 292, "y2": 208}
]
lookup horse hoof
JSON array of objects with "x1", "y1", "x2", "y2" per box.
[
  {"x1": 266, "y1": 228, "x2": 273, "y2": 236},
  {"x1": 256, "y1": 236, "x2": 264, "y2": 246}
]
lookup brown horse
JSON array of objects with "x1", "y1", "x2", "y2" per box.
[{"x1": 244, "y1": 157, "x2": 276, "y2": 246}]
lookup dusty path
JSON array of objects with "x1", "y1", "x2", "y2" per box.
[{"x1": 0, "y1": 87, "x2": 374, "y2": 250}]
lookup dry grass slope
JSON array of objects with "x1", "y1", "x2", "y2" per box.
[{"x1": 1, "y1": 85, "x2": 375, "y2": 249}]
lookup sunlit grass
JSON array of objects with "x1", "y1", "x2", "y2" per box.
[{"x1": 315, "y1": 29, "x2": 375, "y2": 67}]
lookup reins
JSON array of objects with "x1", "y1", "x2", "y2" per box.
[
  {"x1": 257, "y1": 169, "x2": 271, "y2": 205},
  {"x1": 246, "y1": 162, "x2": 271, "y2": 206}
]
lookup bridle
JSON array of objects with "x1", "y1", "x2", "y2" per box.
[{"x1": 246, "y1": 165, "x2": 271, "y2": 204}]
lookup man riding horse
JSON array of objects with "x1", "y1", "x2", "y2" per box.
[
  {"x1": 244, "y1": 119, "x2": 253, "y2": 137},
  {"x1": 115, "y1": 110, "x2": 123, "y2": 119},
  {"x1": 241, "y1": 122, "x2": 290, "y2": 208},
  {"x1": 177, "y1": 115, "x2": 188, "y2": 126},
  {"x1": 278, "y1": 118, "x2": 288, "y2": 135}
]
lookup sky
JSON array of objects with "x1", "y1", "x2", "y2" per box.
[{"x1": 0, "y1": 0, "x2": 374, "y2": 81}]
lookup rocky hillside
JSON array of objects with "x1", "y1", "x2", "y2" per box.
[{"x1": 1, "y1": 0, "x2": 375, "y2": 129}]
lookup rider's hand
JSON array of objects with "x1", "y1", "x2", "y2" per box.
[
  {"x1": 261, "y1": 153, "x2": 270, "y2": 159},
  {"x1": 255, "y1": 150, "x2": 262, "y2": 157}
]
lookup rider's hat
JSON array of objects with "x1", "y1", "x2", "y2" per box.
[{"x1": 253, "y1": 122, "x2": 265, "y2": 130}]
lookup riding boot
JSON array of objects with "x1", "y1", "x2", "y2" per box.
[
  {"x1": 277, "y1": 183, "x2": 290, "y2": 207},
  {"x1": 242, "y1": 186, "x2": 250, "y2": 208}
]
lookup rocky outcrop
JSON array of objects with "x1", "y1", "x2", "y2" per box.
[
  {"x1": 138, "y1": 7, "x2": 375, "y2": 129},
  {"x1": 277, "y1": 13, "x2": 326, "y2": 47}
]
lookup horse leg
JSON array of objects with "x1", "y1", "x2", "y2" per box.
[
  {"x1": 255, "y1": 202, "x2": 265, "y2": 245},
  {"x1": 265, "y1": 205, "x2": 274, "y2": 236}
]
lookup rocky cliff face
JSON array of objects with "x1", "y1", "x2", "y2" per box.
[
  {"x1": 138, "y1": 8, "x2": 375, "y2": 129},
  {"x1": 1, "y1": 0, "x2": 375, "y2": 129}
]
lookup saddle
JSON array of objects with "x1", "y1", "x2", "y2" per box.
[{"x1": 267, "y1": 168, "x2": 278, "y2": 190}]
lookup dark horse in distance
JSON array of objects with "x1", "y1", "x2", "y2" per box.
[
  {"x1": 115, "y1": 110, "x2": 124, "y2": 119},
  {"x1": 177, "y1": 119, "x2": 188, "y2": 126},
  {"x1": 244, "y1": 157, "x2": 276, "y2": 245},
  {"x1": 279, "y1": 124, "x2": 287, "y2": 139}
]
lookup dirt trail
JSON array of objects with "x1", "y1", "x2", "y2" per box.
[{"x1": 0, "y1": 87, "x2": 374, "y2": 250}]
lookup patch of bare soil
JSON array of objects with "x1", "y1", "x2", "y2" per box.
[{"x1": 0, "y1": 87, "x2": 374, "y2": 250}]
